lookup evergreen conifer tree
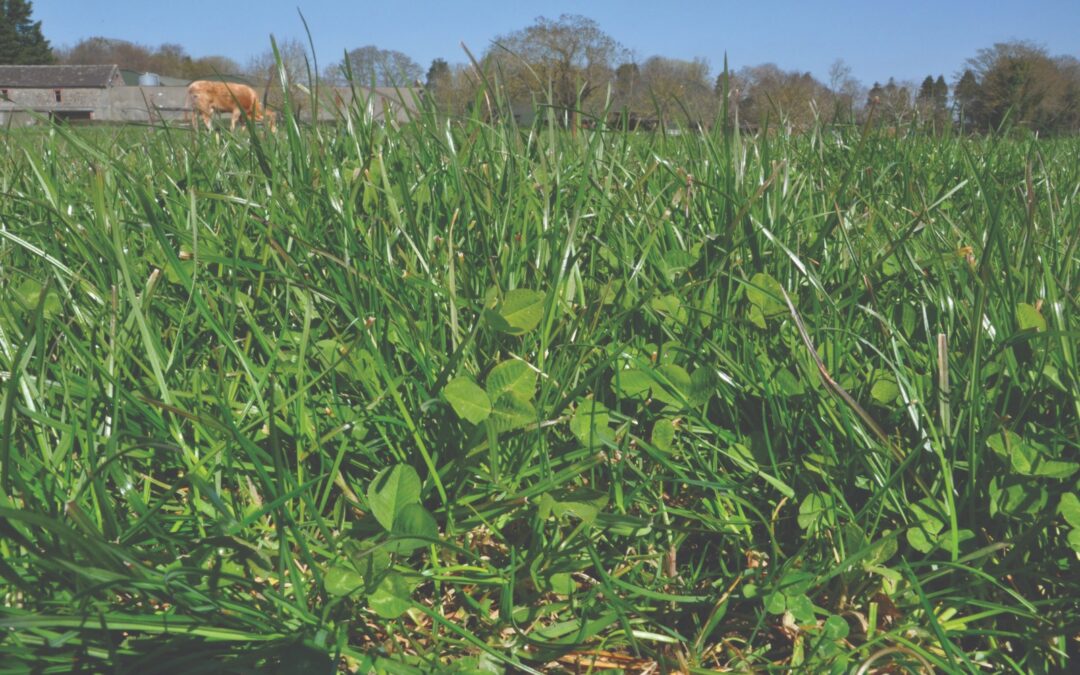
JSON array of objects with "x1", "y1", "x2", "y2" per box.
[
  {"x1": 917, "y1": 75, "x2": 935, "y2": 102},
  {"x1": 954, "y1": 69, "x2": 983, "y2": 131},
  {"x1": 0, "y1": 0, "x2": 53, "y2": 64},
  {"x1": 933, "y1": 75, "x2": 948, "y2": 108}
]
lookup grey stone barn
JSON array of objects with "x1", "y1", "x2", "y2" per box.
[
  {"x1": 0, "y1": 64, "x2": 122, "y2": 124},
  {"x1": 0, "y1": 64, "x2": 424, "y2": 127},
  {"x1": 0, "y1": 64, "x2": 192, "y2": 126}
]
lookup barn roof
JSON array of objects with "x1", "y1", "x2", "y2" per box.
[{"x1": 0, "y1": 65, "x2": 120, "y2": 88}]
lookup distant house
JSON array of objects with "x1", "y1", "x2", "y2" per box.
[{"x1": 0, "y1": 64, "x2": 123, "y2": 124}]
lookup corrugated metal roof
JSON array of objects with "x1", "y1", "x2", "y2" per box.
[
  {"x1": 119, "y1": 69, "x2": 191, "y2": 87},
  {"x1": 0, "y1": 65, "x2": 120, "y2": 88}
]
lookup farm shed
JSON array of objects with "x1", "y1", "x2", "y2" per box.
[
  {"x1": 0, "y1": 65, "x2": 423, "y2": 127},
  {"x1": 0, "y1": 64, "x2": 193, "y2": 125},
  {"x1": 0, "y1": 64, "x2": 123, "y2": 125},
  {"x1": 317, "y1": 86, "x2": 423, "y2": 124}
]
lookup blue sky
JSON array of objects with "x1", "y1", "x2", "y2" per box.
[{"x1": 35, "y1": 1, "x2": 1079, "y2": 86}]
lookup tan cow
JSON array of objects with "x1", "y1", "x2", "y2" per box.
[{"x1": 187, "y1": 80, "x2": 276, "y2": 132}]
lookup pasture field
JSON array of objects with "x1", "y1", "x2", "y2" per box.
[{"x1": 0, "y1": 102, "x2": 1077, "y2": 673}]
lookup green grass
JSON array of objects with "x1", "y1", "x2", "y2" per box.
[{"x1": 0, "y1": 99, "x2": 1077, "y2": 673}]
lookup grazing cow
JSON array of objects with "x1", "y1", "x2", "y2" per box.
[{"x1": 187, "y1": 80, "x2": 276, "y2": 132}]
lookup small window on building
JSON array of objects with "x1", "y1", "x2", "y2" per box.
[
  {"x1": 1, "y1": 89, "x2": 8, "y2": 99},
  {"x1": 50, "y1": 110, "x2": 92, "y2": 124},
  {"x1": 54, "y1": 89, "x2": 62, "y2": 103}
]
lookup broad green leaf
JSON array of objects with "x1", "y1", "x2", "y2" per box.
[
  {"x1": 653, "y1": 364, "x2": 691, "y2": 407},
  {"x1": 531, "y1": 611, "x2": 619, "y2": 643},
  {"x1": 689, "y1": 367, "x2": 718, "y2": 406},
  {"x1": 545, "y1": 572, "x2": 575, "y2": 596},
  {"x1": 797, "y1": 493, "x2": 835, "y2": 532},
  {"x1": 938, "y1": 528, "x2": 975, "y2": 556},
  {"x1": 775, "y1": 368, "x2": 805, "y2": 398},
  {"x1": 747, "y1": 272, "x2": 789, "y2": 317},
  {"x1": 482, "y1": 307, "x2": 512, "y2": 333},
  {"x1": 324, "y1": 566, "x2": 364, "y2": 597},
  {"x1": 868, "y1": 532, "x2": 898, "y2": 565},
  {"x1": 989, "y1": 476, "x2": 1048, "y2": 517},
  {"x1": 595, "y1": 279, "x2": 621, "y2": 305},
  {"x1": 1068, "y1": 529, "x2": 1080, "y2": 554},
  {"x1": 13, "y1": 279, "x2": 62, "y2": 319},
  {"x1": 538, "y1": 488, "x2": 608, "y2": 524},
  {"x1": 778, "y1": 570, "x2": 815, "y2": 596},
  {"x1": 494, "y1": 289, "x2": 545, "y2": 335},
  {"x1": 538, "y1": 492, "x2": 601, "y2": 523},
  {"x1": 660, "y1": 249, "x2": 694, "y2": 281},
  {"x1": 651, "y1": 417, "x2": 676, "y2": 453},
  {"x1": 649, "y1": 293, "x2": 680, "y2": 314},
  {"x1": 881, "y1": 254, "x2": 901, "y2": 275},
  {"x1": 367, "y1": 572, "x2": 414, "y2": 619},
  {"x1": 596, "y1": 513, "x2": 652, "y2": 537},
  {"x1": 367, "y1": 465, "x2": 422, "y2": 532},
  {"x1": 824, "y1": 614, "x2": 850, "y2": 640},
  {"x1": 842, "y1": 524, "x2": 869, "y2": 554},
  {"x1": 748, "y1": 304, "x2": 767, "y2": 329},
  {"x1": 1033, "y1": 460, "x2": 1079, "y2": 479},
  {"x1": 870, "y1": 372, "x2": 900, "y2": 404},
  {"x1": 909, "y1": 500, "x2": 945, "y2": 535},
  {"x1": 444, "y1": 376, "x2": 491, "y2": 424},
  {"x1": 649, "y1": 294, "x2": 687, "y2": 323},
  {"x1": 389, "y1": 503, "x2": 439, "y2": 553},
  {"x1": 1016, "y1": 302, "x2": 1046, "y2": 331},
  {"x1": 570, "y1": 399, "x2": 612, "y2": 447},
  {"x1": 316, "y1": 339, "x2": 361, "y2": 379},
  {"x1": 787, "y1": 594, "x2": 816, "y2": 623},
  {"x1": 906, "y1": 499, "x2": 946, "y2": 552},
  {"x1": 906, "y1": 526, "x2": 934, "y2": 553},
  {"x1": 1059, "y1": 493, "x2": 1080, "y2": 529},
  {"x1": 489, "y1": 393, "x2": 535, "y2": 433},
  {"x1": 486, "y1": 359, "x2": 536, "y2": 401},
  {"x1": 351, "y1": 546, "x2": 392, "y2": 585},
  {"x1": 987, "y1": 429, "x2": 1021, "y2": 459},
  {"x1": 614, "y1": 368, "x2": 651, "y2": 399},
  {"x1": 1009, "y1": 438, "x2": 1038, "y2": 475},
  {"x1": 989, "y1": 430, "x2": 1076, "y2": 478},
  {"x1": 163, "y1": 259, "x2": 195, "y2": 285},
  {"x1": 765, "y1": 592, "x2": 786, "y2": 615}
]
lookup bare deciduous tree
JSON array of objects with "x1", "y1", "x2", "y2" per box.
[
  {"x1": 632, "y1": 56, "x2": 716, "y2": 129},
  {"x1": 961, "y1": 41, "x2": 1080, "y2": 133},
  {"x1": 330, "y1": 45, "x2": 423, "y2": 87},
  {"x1": 484, "y1": 14, "x2": 627, "y2": 123},
  {"x1": 57, "y1": 36, "x2": 239, "y2": 79},
  {"x1": 735, "y1": 64, "x2": 833, "y2": 130},
  {"x1": 246, "y1": 38, "x2": 312, "y2": 114}
]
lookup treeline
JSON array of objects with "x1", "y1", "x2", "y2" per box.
[
  {"x1": 11, "y1": 5, "x2": 1080, "y2": 135},
  {"x1": 53, "y1": 37, "x2": 242, "y2": 80},
  {"x1": 422, "y1": 15, "x2": 1080, "y2": 135}
]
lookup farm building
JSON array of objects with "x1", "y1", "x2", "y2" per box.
[
  {"x1": 315, "y1": 85, "x2": 423, "y2": 125},
  {"x1": 0, "y1": 64, "x2": 422, "y2": 127},
  {"x1": 0, "y1": 64, "x2": 190, "y2": 125},
  {"x1": 0, "y1": 64, "x2": 124, "y2": 124}
]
